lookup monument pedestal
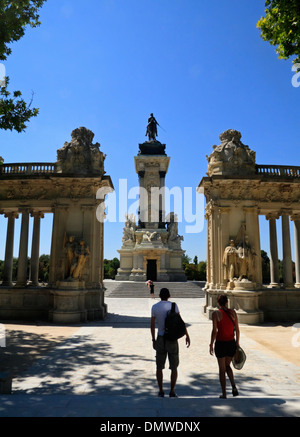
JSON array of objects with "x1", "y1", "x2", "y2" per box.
[
  {"x1": 205, "y1": 287, "x2": 264, "y2": 324},
  {"x1": 56, "y1": 279, "x2": 86, "y2": 290},
  {"x1": 233, "y1": 279, "x2": 256, "y2": 291},
  {"x1": 49, "y1": 280, "x2": 107, "y2": 323},
  {"x1": 116, "y1": 135, "x2": 186, "y2": 283},
  {"x1": 85, "y1": 289, "x2": 107, "y2": 320},
  {"x1": 230, "y1": 289, "x2": 264, "y2": 324},
  {"x1": 49, "y1": 280, "x2": 87, "y2": 324},
  {"x1": 49, "y1": 290, "x2": 87, "y2": 324},
  {"x1": 129, "y1": 269, "x2": 147, "y2": 282}
]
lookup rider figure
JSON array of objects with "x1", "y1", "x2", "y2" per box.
[{"x1": 146, "y1": 113, "x2": 158, "y2": 141}]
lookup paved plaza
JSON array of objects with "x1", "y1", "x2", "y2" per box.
[{"x1": 0, "y1": 284, "x2": 300, "y2": 418}]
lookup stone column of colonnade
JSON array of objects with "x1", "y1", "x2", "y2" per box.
[
  {"x1": 266, "y1": 210, "x2": 300, "y2": 289},
  {"x1": 2, "y1": 211, "x2": 19, "y2": 286},
  {"x1": 30, "y1": 211, "x2": 44, "y2": 286},
  {"x1": 16, "y1": 208, "x2": 30, "y2": 287},
  {"x1": 266, "y1": 212, "x2": 280, "y2": 288},
  {"x1": 138, "y1": 170, "x2": 146, "y2": 225},
  {"x1": 159, "y1": 170, "x2": 166, "y2": 226},
  {"x1": 281, "y1": 211, "x2": 294, "y2": 289},
  {"x1": 2, "y1": 209, "x2": 44, "y2": 287},
  {"x1": 244, "y1": 206, "x2": 262, "y2": 288},
  {"x1": 291, "y1": 213, "x2": 300, "y2": 288}
]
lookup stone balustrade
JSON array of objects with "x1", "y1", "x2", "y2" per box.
[
  {"x1": 256, "y1": 164, "x2": 300, "y2": 177},
  {"x1": 3, "y1": 162, "x2": 300, "y2": 178},
  {"x1": 0, "y1": 163, "x2": 56, "y2": 175}
]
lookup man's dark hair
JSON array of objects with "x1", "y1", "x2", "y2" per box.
[{"x1": 159, "y1": 288, "x2": 170, "y2": 300}]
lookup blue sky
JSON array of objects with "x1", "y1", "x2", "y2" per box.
[{"x1": 0, "y1": 0, "x2": 299, "y2": 262}]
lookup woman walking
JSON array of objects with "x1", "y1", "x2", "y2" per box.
[
  {"x1": 209, "y1": 294, "x2": 240, "y2": 398},
  {"x1": 146, "y1": 280, "x2": 155, "y2": 298}
]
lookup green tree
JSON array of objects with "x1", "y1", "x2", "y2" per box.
[
  {"x1": 38, "y1": 254, "x2": 50, "y2": 282},
  {"x1": 104, "y1": 258, "x2": 120, "y2": 279},
  {"x1": 0, "y1": 0, "x2": 46, "y2": 133},
  {"x1": 12, "y1": 257, "x2": 18, "y2": 281},
  {"x1": 184, "y1": 263, "x2": 200, "y2": 280},
  {"x1": 257, "y1": 0, "x2": 300, "y2": 67},
  {"x1": 0, "y1": 77, "x2": 39, "y2": 132},
  {"x1": 261, "y1": 250, "x2": 271, "y2": 284},
  {"x1": 182, "y1": 254, "x2": 191, "y2": 270},
  {"x1": 197, "y1": 261, "x2": 207, "y2": 281},
  {"x1": 0, "y1": 259, "x2": 4, "y2": 280}
]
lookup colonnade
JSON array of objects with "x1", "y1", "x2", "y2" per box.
[
  {"x1": 266, "y1": 211, "x2": 300, "y2": 288},
  {"x1": 1, "y1": 209, "x2": 45, "y2": 287}
]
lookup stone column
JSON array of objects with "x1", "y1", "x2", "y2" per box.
[
  {"x1": 30, "y1": 211, "x2": 44, "y2": 286},
  {"x1": 48, "y1": 205, "x2": 69, "y2": 286},
  {"x1": 99, "y1": 215, "x2": 104, "y2": 286},
  {"x1": 266, "y1": 212, "x2": 280, "y2": 288},
  {"x1": 244, "y1": 206, "x2": 262, "y2": 287},
  {"x1": 82, "y1": 204, "x2": 100, "y2": 288},
  {"x1": 133, "y1": 253, "x2": 138, "y2": 270},
  {"x1": 219, "y1": 207, "x2": 230, "y2": 289},
  {"x1": 138, "y1": 171, "x2": 146, "y2": 225},
  {"x1": 2, "y1": 212, "x2": 18, "y2": 286},
  {"x1": 159, "y1": 171, "x2": 166, "y2": 227},
  {"x1": 16, "y1": 209, "x2": 30, "y2": 287},
  {"x1": 204, "y1": 209, "x2": 212, "y2": 289},
  {"x1": 291, "y1": 213, "x2": 300, "y2": 288},
  {"x1": 281, "y1": 211, "x2": 294, "y2": 288},
  {"x1": 208, "y1": 203, "x2": 218, "y2": 289}
]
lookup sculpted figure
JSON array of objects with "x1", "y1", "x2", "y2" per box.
[
  {"x1": 223, "y1": 240, "x2": 238, "y2": 282},
  {"x1": 146, "y1": 113, "x2": 158, "y2": 141},
  {"x1": 237, "y1": 235, "x2": 256, "y2": 281},
  {"x1": 122, "y1": 214, "x2": 137, "y2": 243},
  {"x1": 56, "y1": 127, "x2": 105, "y2": 175},
  {"x1": 166, "y1": 213, "x2": 183, "y2": 246},
  {"x1": 206, "y1": 129, "x2": 256, "y2": 177},
  {"x1": 143, "y1": 231, "x2": 158, "y2": 242},
  {"x1": 70, "y1": 240, "x2": 90, "y2": 280},
  {"x1": 64, "y1": 235, "x2": 77, "y2": 279}
]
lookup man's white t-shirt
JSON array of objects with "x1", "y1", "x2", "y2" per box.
[{"x1": 151, "y1": 300, "x2": 179, "y2": 336}]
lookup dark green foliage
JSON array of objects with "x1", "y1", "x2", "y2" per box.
[
  {"x1": 257, "y1": 0, "x2": 300, "y2": 67},
  {"x1": 104, "y1": 258, "x2": 120, "y2": 279},
  {"x1": 0, "y1": 1, "x2": 46, "y2": 132},
  {"x1": 183, "y1": 254, "x2": 206, "y2": 281}
]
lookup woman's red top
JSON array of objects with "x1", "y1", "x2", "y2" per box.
[{"x1": 216, "y1": 309, "x2": 235, "y2": 342}]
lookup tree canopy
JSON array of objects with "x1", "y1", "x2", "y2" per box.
[
  {"x1": 0, "y1": 77, "x2": 39, "y2": 132},
  {"x1": 257, "y1": 0, "x2": 300, "y2": 66},
  {"x1": 0, "y1": 0, "x2": 46, "y2": 133}
]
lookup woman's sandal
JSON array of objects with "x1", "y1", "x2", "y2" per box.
[
  {"x1": 219, "y1": 395, "x2": 227, "y2": 399},
  {"x1": 232, "y1": 387, "x2": 239, "y2": 396}
]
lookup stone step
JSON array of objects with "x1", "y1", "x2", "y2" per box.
[{"x1": 103, "y1": 281, "x2": 205, "y2": 298}]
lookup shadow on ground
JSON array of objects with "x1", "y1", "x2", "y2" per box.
[{"x1": 1, "y1": 310, "x2": 300, "y2": 417}]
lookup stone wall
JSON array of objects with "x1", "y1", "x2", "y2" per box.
[{"x1": 0, "y1": 287, "x2": 106, "y2": 323}]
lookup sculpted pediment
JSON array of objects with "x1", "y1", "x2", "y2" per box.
[
  {"x1": 56, "y1": 127, "x2": 105, "y2": 176},
  {"x1": 206, "y1": 129, "x2": 256, "y2": 176}
]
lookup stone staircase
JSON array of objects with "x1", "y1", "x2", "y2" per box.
[{"x1": 103, "y1": 280, "x2": 205, "y2": 298}]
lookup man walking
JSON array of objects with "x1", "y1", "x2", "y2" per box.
[{"x1": 150, "y1": 288, "x2": 190, "y2": 397}]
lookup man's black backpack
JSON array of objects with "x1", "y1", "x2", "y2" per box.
[{"x1": 164, "y1": 302, "x2": 186, "y2": 341}]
